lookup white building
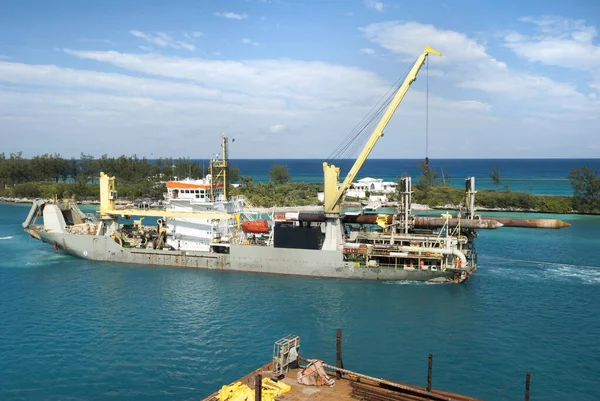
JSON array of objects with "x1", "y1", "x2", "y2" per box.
[
  {"x1": 351, "y1": 177, "x2": 397, "y2": 193},
  {"x1": 317, "y1": 177, "x2": 397, "y2": 203}
]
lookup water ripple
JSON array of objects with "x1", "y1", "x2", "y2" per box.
[{"x1": 2, "y1": 204, "x2": 600, "y2": 401}]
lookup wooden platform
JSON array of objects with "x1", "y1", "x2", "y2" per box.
[{"x1": 201, "y1": 360, "x2": 484, "y2": 401}]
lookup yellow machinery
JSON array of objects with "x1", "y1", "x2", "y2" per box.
[
  {"x1": 322, "y1": 45, "x2": 442, "y2": 215},
  {"x1": 98, "y1": 172, "x2": 233, "y2": 220},
  {"x1": 210, "y1": 135, "x2": 229, "y2": 200}
]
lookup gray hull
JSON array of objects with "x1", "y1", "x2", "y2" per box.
[{"x1": 35, "y1": 231, "x2": 459, "y2": 282}]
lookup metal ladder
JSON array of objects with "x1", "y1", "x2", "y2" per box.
[{"x1": 236, "y1": 195, "x2": 259, "y2": 221}]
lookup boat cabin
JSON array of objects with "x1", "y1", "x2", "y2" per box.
[{"x1": 166, "y1": 177, "x2": 225, "y2": 202}]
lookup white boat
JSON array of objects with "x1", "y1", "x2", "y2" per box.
[{"x1": 363, "y1": 202, "x2": 382, "y2": 212}]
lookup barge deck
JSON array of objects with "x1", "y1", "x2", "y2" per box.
[
  {"x1": 201, "y1": 361, "x2": 484, "y2": 401},
  {"x1": 200, "y1": 330, "x2": 528, "y2": 401}
]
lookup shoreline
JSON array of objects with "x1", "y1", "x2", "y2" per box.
[
  {"x1": 0, "y1": 197, "x2": 128, "y2": 206},
  {"x1": 3, "y1": 196, "x2": 594, "y2": 215}
]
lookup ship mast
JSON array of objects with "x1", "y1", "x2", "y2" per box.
[{"x1": 210, "y1": 135, "x2": 229, "y2": 200}]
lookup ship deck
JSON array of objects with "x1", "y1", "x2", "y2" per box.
[
  {"x1": 200, "y1": 360, "x2": 484, "y2": 401},
  {"x1": 201, "y1": 361, "x2": 354, "y2": 401}
]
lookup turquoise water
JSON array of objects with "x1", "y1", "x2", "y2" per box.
[
  {"x1": 2, "y1": 203, "x2": 600, "y2": 400},
  {"x1": 227, "y1": 158, "x2": 600, "y2": 195}
]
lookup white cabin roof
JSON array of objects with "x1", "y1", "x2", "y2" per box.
[{"x1": 357, "y1": 177, "x2": 380, "y2": 183}]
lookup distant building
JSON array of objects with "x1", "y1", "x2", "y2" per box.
[
  {"x1": 317, "y1": 177, "x2": 397, "y2": 203},
  {"x1": 351, "y1": 177, "x2": 397, "y2": 193}
]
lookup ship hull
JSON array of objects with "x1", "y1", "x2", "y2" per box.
[{"x1": 31, "y1": 230, "x2": 461, "y2": 282}]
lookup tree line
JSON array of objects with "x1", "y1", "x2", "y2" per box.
[
  {"x1": 2, "y1": 152, "x2": 598, "y2": 214},
  {"x1": 0, "y1": 152, "x2": 240, "y2": 199},
  {"x1": 0, "y1": 152, "x2": 224, "y2": 184},
  {"x1": 408, "y1": 162, "x2": 600, "y2": 214}
]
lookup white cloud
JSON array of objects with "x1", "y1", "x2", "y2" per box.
[
  {"x1": 501, "y1": 16, "x2": 600, "y2": 91},
  {"x1": 0, "y1": 48, "x2": 495, "y2": 158},
  {"x1": 362, "y1": 20, "x2": 600, "y2": 116},
  {"x1": 183, "y1": 31, "x2": 203, "y2": 41},
  {"x1": 359, "y1": 19, "x2": 600, "y2": 157},
  {"x1": 361, "y1": 21, "x2": 490, "y2": 64},
  {"x1": 214, "y1": 12, "x2": 248, "y2": 20},
  {"x1": 78, "y1": 38, "x2": 116, "y2": 46},
  {"x1": 241, "y1": 38, "x2": 260, "y2": 47},
  {"x1": 505, "y1": 16, "x2": 600, "y2": 70},
  {"x1": 3, "y1": 18, "x2": 599, "y2": 158},
  {"x1": 360, "y1": 48, "x2": 375, "y2": 55},
  {"x1": 129, "y1": 30, "x2": 196, "y2": 52},
  {"x1": 268, "y1": 124, "x2": 285, "y2": 133},
  {"x1": 364, "y1": 0, "x2": 384, "y2": 12},
  {"x1": 176, "y1": 41, "x2": 196, "y2": 52},
  {"x1": 0, "y1": 61, "x2": 243, "y2": 103},
  {"x1": 61, "y1": 49, "x2": 389, "y2": 108}
]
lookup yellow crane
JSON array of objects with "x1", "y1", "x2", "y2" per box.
[
  {"x1": 322, "y1": 45, "x2": 442, "y2": 215},
  {"x1": 97, "y1": 46, "x2": 440, "y2": 222}
]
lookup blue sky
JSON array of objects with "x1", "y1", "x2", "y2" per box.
[{"x1": 1, "y1": 0, "x2": 599, "y2": 158}]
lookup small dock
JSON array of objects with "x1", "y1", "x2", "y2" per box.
[{"x1": 200, "y1": 329, "x2": 532, "y2": 401}]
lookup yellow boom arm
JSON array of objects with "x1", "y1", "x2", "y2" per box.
[{"x1": 322, "y1": 45, "x2": 442, "y2": 214}]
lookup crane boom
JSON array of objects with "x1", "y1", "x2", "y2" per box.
[{"x1": 322, "y1": 45, "x2": 442, "y2": 214}]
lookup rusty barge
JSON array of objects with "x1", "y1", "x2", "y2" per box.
[{"x1": 201, "y1": 330, "x2": 533, "y2": 401}]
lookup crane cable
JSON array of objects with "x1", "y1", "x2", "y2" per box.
[
  {"x1": 326, "y1": 59, "x2": 415, "y2": 163},
  {"x1": 326, "y1": 75, "x2": 403, "y2": 162},
  {"x1": 425, "y1": 55, "x2": 429, "y2": 167}
]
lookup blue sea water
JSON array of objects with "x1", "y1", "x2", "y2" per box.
[
  {"x1": 2, "y1": 203, "x2": 600, "y2": 401},
  {"x1": 2, "y1": 157, "x2": 600, "y2": 401},
  {"x1": 227, "y1": 158, "x2": 600, "y2": 196}
]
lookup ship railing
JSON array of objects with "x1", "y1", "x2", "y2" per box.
[
  {"x1": 232, "y1": 195, "x2": 262, "y2": 221},
  {"x1": 352, "y1": 261, "x2": 444, "y2": 271},
  {"x1": 266, "y1": 208, "x2": 275, "y2": 246}
]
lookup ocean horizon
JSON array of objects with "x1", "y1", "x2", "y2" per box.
[{"x1": 209, "y1": 158, "x2": 600, "y2": 196}]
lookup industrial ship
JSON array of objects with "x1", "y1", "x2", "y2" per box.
[{"x1": 22, "y1": 46, "x2": 569, "y2": 283}]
